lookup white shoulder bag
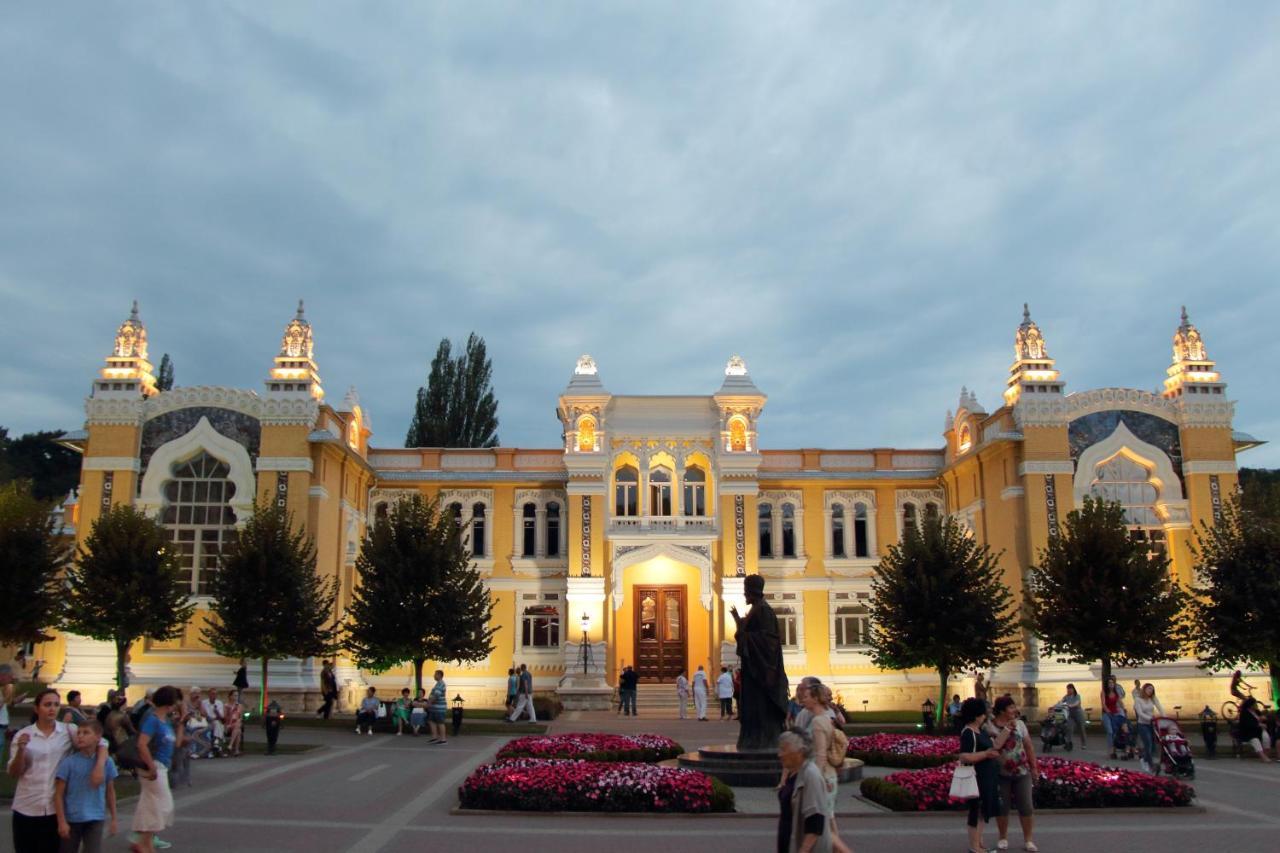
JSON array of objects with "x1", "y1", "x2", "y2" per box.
[{"x1": 949, "y1": 729, "x2": 980, "y2": 799}]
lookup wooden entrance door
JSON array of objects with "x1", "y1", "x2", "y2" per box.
[{"x1": 634, "y1": 585, "x2": 686, "y2": 683}]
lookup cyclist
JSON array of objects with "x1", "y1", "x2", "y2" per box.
[{"x1": 1229, "y1": 670, "x2": 1254, "y2": 702}]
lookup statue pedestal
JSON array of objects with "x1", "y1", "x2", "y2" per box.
[{"x1": 676, "y1": 744, "x2": 864, "y2": 787}]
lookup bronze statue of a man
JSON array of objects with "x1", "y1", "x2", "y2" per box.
[{"x1": 729, "y1": 574, "x2": 789, "y2": 750}]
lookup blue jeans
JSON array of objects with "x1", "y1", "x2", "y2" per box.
[
  {"x1": 620, "y1": 688, "x2": 636, "y2": 715},
  {"x1": 1137, "y1": 722, "x2": 1156, "y2": 768},
  {"x1": 1103, "y1": 712, "x2": 1127, "y2": 750}
]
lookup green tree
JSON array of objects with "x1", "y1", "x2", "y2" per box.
[
  {"x1": 1190, "y1": 495, "x2": 1280, "y2": 705},
  {"x1": 869, "y1": 513, "x2": 1019, "y2": 723},
  {"x1": 62, "y1": 505, "x2": 195, "y2": 690},
  {"x1": 1025, "y1": 496, "x2": 1189, "y2": 695},
  {"x1": 156, "y1": 353, "x2": 175, "y2": 392},
  {"x1": 344, "y1": 495, "x2": 496, "y2": 693},
  {"x1": 405, "y1": 333, "x2": 499, "y2": 448},
  {"x1": 202, "y1": 502, "x2": 338, "y2": 712},
  {"x1": 0, "y1": 481, "x2": 69, "y2": 645},
  {"x1": 0, "y1": 430, "x2": 81, "y2": 501}
]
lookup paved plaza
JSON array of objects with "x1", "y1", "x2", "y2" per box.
[{"x1": 4, "y1": 711, "x2": 1278, "y2": 853}]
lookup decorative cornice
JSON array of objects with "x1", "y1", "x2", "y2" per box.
[
  {"x1": 1174, "y1": 398, "x2": 1236, "y2": 429},
  {"x1": 1066, "y1": 388, "x2": 1178, "y2": 423},
  {"x1": 1000, "y1": 486, "x2": 1026, "y2": 501},
  {"x1": 84, "y1": 397, "x2": 143, "y2": 426},
  {"x1": 823, "y1": 489, "x2": 876, "y2": 510},
  {"x1": 1018, "y1": 461, "x2": 1075, "y2": 476},
  {"x1": 256, "y1": 457, "x2": 314, "y2": 473},
  {"x1": 85, "y1": 386, "x2": 320, "y2": 428},
  {"x1": 309, "y1": 485, "x2": 329, "y2": 500},
  {"x1": 81, "y1": 457, "x2": 141, "y2": 472},
  {"x1": 438, "y1": 488, "x2": 495, "y2": 506}
]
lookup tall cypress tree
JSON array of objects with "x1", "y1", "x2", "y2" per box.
[
  {"x1": 869, "y1": 513, "x2": 1019, "y2": 722},
  {"x1": 0, "y1": 481, "x2": 69, "y2": 645},
  {"x1": 156, "y1": 353, "x2": 175, "y2": 391},
  {"x1": 405, "y1": 333, "x2": 499, "y2": 448},
  {"x1": 1190, "y1": 494, "x2": 1280, "y2": 706},
  {"x1": 1025, "y1": 497, "x2": 1189, "y2": 695},
  {"x1": 62, "y1": 505, "x2": 195, "y2": 690},
  {"x1": 344, "y1": 495, "x2": 495, "y2": 693}
]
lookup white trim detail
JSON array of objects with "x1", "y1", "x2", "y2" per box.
[
  {"x1": 81, "y1": 457, "x2": 141, "y2": 472},
  {"x1": 256, "y1": 456, "x2": 313, "y2": 473},
  {"x1": 1182, "y1": 460, "x2": 1237, "y2": 475},
  {"x1": 1018, "y1": 461, "x2": 1075, "y2": 476},
  {"x1": 1073, "y1": 420, "x2": 1184, "y2": 510},
  {"x1": 137, "y1": 416, "x2": 255, "y2": 522},
  {"x1": 1000, "y1": 486, "x2": 1026, "y2": 501},
  {"x1": 309, "y1": 485, "x2": 329, "y2": 500},
  {"x1": 611, "y1": 542, "x2": 713, "y2": 611}
]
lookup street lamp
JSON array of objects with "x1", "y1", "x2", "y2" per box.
[
  {"x1": 452, "y1": 694, "x2": 465, "y2": 737},
  {"x1": 578, "y1": 611, "x2": 593, "y2": 675},
  {"x1": 921, "y1": 698, "x2": 936, "y2": 733}
]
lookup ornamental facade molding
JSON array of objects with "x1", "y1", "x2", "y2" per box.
[
  {"x1": 610, "y1": 541, "x2": 713, "y2": 611},
  {"x1": 438, "y1": 488, "x2": 495, "y2": 508},
  {"x1": 1065, "y1": 388, "x2": 1180, "y2": 424},
  {"x1": 84, "y1": 397, "x2": 143, "y2": 426},
  {"x1": 823, "y1": 489, "x2": 876, "y2": 511},
  {"x1": 894, "y1": 489, "x2": 945, "y2": 511},
  {"x1": 759, "y1": 489, "x2": 804, "y2": 508},
  {"x1": 86, "y1": 386, "x2": 320, "y2": 427},
  {"x1": 1174, "y1": 399, "x2": 1236, "y2": 429},
  {"x1": 512, "y1": 489, "x2": 568, "y2": 510}
]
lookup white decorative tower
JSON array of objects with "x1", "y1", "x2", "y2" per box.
[
  {"x1": 558, "y1": 355, "x2": 610, "y2": 454},
  {"x1": 714, "y1": 355, "x2": 767, "y2": 455},
  {"x1": 1162, "y1": 306, "x2": 1225, "y2": 399},
  {"x1": 265, "y1": 300, "x2": 324, "y2": 401},
  {"x1": 92, "y1": 301, "x2": 158, "y2": 399},
  {"x1": 1003, "y1": 304, "x2": 1064, "y2": 407}
]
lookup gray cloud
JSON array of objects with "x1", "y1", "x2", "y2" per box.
[{"x1": 2, "y1": 2, "x2": 1277, "y2": 465}]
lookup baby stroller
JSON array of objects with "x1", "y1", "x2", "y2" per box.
[
  {"x1": 1110, "y1": 715, "x2": 1136, "y2": 760},
  {"x1": 1154, "y1": 717, "x2": 1195, "y2": 779},
  {"x1": 1039, "y1": 704, "x2": 1073, "y2": 752}
]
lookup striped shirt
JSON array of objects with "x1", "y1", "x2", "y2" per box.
[{"x1": 429, "y1": 681, "x2": 447, "y2": 714}]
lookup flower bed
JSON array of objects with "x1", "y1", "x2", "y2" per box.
[
  {"x1": 860, "y1": 756, "x2": 1195, "y2": 811},
  {"x1": 497, "y1": 733, "x2": 684, "y2": 763},
  {"x1": 846, "y1": 733, "x2": 959, "y2": 768},
  {"x1": 459, "y1": 758, "x2": 734, "y2": 812}
]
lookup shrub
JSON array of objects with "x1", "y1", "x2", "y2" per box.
[
  {"x1": 860, "y1": 777, "x2": 917, "y2": 811},
  {"x1": 532, "y1": 695, "x2": 563, "y2": 720},
  {"x1": 846, "y1": 733, "x2": 959, "y2": 768}
]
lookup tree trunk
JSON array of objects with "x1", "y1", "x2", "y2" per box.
[
  {"x1": 937, "y1": 666, "x2": 949, "y2": 724},
  {"x1": 413, "y1": 658, "x2": 425, "y2": 696},
  {"x1": 115, "y1": 639, "x2": 130, "y2": 694},
  {"x1": 260, "y1": 658, "x2": 270, "y2": 715},
  {"x1": 1270, "y1": 661, "x2": 1280, "y2": 708},
  {"x1": 1100, "y1": 656, "x2": 1112, "y2": 706}
]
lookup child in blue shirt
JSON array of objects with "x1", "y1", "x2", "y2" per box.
[{"x1": 55, "y1": 718, "x2": 119, "y2": 851}]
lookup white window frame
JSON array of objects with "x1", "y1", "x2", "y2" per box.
[
  {"x1": 759, "y1": 490, "x2": 806, "y2": 576},
  {"x1": 513, "y1": 587, "x2": 566, "y2": 664},
  {"x1": 824, "y1": 490, "x2": 878, "y2": 574},
  {"x1": 510, "y1": 489, "x2": 568, "y2": 576},
  {"x1": 829, "y1": 584, "x2": 875, "y2": 662},
  {"x1": 438, "y1": 489, "x2": 494, "y2": 572},
  {"x1": 895, "y1": 489, "x2": 944, "y2": 542},
  {"x1": 765, "y1": 590, "x2": 807, "y2": 667}
]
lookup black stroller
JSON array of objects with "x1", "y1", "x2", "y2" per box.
[{"x1": 1039, "y1": 704, "x2": 1073, "y2": 752}]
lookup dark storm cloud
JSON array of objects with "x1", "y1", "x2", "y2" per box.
[{"x1": 2, "y1": 2, "x2": 1278, "y2": 464}]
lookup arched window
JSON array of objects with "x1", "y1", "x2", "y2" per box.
[
  {"x1": 682, "y1": 466, "x2": 706, "y2": 517},
  {"x1": 522, "y1": 503, "x2": 537, "y2": 557},
  {"x1": 728, "y1": 417, "x2": 748, "y2": 452},
  {"x1": 649, "y1": 466, "x2": 672, "y2": 516},
  {"x1": 1090, "y1": 455, "x2": 1166, "y2": 557},
  {"x1": 781, "y1": 503, "x2": 796, "y2": 557},
  {"x1": 162, "y1": 451, "x2": 236, "y2": 596},
  {"x1": 471, "y1": 502, "x2": 486, "y2": 557},
  {"x1": 902, "y1": 502, "x2": 917, "y2": 531},
  {"x1": 576, "y1": 416, "x2": 596, "y2": 452},
  {"x1": 374, "y1": 502, "x2": 388, "y2": 520},
  {"x1": 831, "y1": 503, "x2": 846, "y2": 558},
  {"x1": 449, "y1": 502, "x2": 464, "y2": 540},
  {"x1": 521, "y1": 605, "x2": 560, "y2": 648},
  {"x1": 615, "y1": 466, "x2": 639, "y2": 517},
  {"x1": 924, "y1": 502, "x2": 940, "y2": 521},
  {"x1": 546, "y1": 501, "x2": 561, "y2": 557},
  {"x1": 853, "y1": 503, "x2": 869, "y2": 558},
  {"x1": 758, "y1": 503, "x2": 773, "y2": 558}
]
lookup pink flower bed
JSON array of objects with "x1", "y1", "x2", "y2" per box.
[
  {"x1": 868, "y1": 756, "x2": 1194, "y2": 811},
  {"x1": 497, "y1": 733, "x2": 683, "y2": 763},
  {"x1": 846, "y1": 733, "x2": 960, "y2": 767},
  {"x1": 459, "y1": 758, "x2": 733, "y2": 812}
]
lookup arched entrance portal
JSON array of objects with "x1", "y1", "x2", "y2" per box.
[{"x1": 612, "y1": 550, "x2": 712, "y2": 685}]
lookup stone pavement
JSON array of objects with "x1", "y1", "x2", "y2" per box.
[{"x1": 3, "y1": 713, "x2": 1277, "y2": 852}]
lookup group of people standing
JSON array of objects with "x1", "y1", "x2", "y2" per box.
[
  {"x1": 670, "y1": 664, "x2": 740, "y2": 721},
  {"x1": 774, "y1": 676, "x2": 851, "y2": 853},
  {"x1": 955, "y1": 693, "x2": 1040, "y2": 853}
]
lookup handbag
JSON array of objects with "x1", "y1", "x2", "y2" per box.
[{"x1": 949, "y1": 729, "x2": 980, "y2": 799}]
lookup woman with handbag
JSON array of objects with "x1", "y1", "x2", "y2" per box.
[
  {"x1": 799, "y1": 683, "x2": 851, "y2": 853},
  {"x1": 955, "y1": 697, "x2": 1003, "y2": 853}
]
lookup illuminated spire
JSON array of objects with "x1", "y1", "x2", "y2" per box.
[
  {"x1": 1004, "y1": 303, "x2": 1063, "y2": 407},
  {"x1": 265, "y1": 299, "x2": 323, "y2": 400},
  {"x1": 93, "y1": 300, "x2": 157, "y2": 398},
  {"x1": 1163, "y1": 306, "x2": 1224, "y2": 399}
]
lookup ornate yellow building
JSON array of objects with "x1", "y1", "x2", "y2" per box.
[{"x1": 31, "y1": 302, "x2": 1263, "y2": 713}]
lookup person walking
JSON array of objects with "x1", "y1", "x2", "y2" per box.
[
  {"x1": 1059, "y1": 683, "x2": 1087, "y2": 748},
  {"x1": 54, "y1": 719, "x2": 119, "y2": 853},
  {"x1": 675, "y1": 671, "x2": 690, "y2": 720},
  {"x1": 131, "y1": 686, "x2": 182, "y2": 853},
  {"x1": 232, "y1": 659, "x2": 249, "y2": 694},
  {"x1": 1237, "y1": 697, "x2": 1273, "y2": 762},
  {"x1": 1133, "y1": 682, "x2": 1164, "y2": 773},
  {"x1": 504, "y1": 668, "x2": 518, "y2": 715},
  {"x1": 8, "y1": 689, "x2": 108, "y2": 853},
  {"x1": 317, "y1": 661, "x2": 339, "y2": 720},
  {"x1": 986, "y1": 695, "x2": 1039, "y2": 852},
  {"x1": 716, "y1": 666, "x2": 735, "y2": 720},
  {"x1": 0, "y1": 664, "x2": 23, "y2": 770},
  {"x1": 1102, "y1": 679, "x2": 1127, "y2": 759},
  {"x1": 356, "y1": 688, "x2": 380, "y2": 736},
  {"x1": 692, "y1": 665, "x2": 709, "y2": 721},
  {"x1": 798, "y1": 684, "x2": 851, "y2": 853},
  {"x1": 957, "y1": 697, "x2": 1002, "y2": 853},
  {"x1": 426, "y1": 671, "x2": 449, "y2": 744},
  {"x1": 776, "y1": 730, "x2": 833, "y2": 853},
  {"x1": 507, "y1": 664, "x2": 536, "y2": 723}
]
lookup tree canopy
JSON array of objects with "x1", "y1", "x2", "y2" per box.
[
  {"x1": 1024, "y1": 496, "x2": 1189, "y2": 690},
  {"x1": 202, "y1": 501, "x2": 338, "y2": 710},
  {"x1": 0, "y1": 427, "x2": 81, "y2": 501},
  {"x1": 405, "y1": 333, "x2": 499, "y2": 448},
  {"x1": 0, "y1": 481, "x2": 69, "y2": 645},
  {"x1": 62, "y1": 505, "x2": 195, "y2": 689},
  {"x1": 344, "y1": 494, "x2": 496, "y2": 692},
  {"x1": 156, "y1": 353, "x2": 175, "y2": 391},
  {"x1": 869, "y1": 512, "x2": 1020, "y2": 721}
]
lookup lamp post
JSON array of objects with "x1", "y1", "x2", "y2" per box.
[
  {"x1": 452, "y1": 694, "x2": 465, "y2": 737},
  {"x1": 578, "y1": 611, "x2": 593, "y2": 675},
  {"x1": 921, "y1": 698, "x2": 936, "y2": 734}
]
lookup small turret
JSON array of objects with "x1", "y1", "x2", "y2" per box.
[
  {"x1": 714, "y1": 355, "x2": 766, "y2": 453},
  {"x1": 92, "y1": 301, "x2": 157, "y2": 398},
  {"x1": 265, "y1": 300, "x2": 324, "y2": 401},
  {"x1": 1162, "y1": 306, "x2": 1225, "y2": 399},
  {"x1": 1003, "y1": 304, "x2": 1064, "y2": 407}
]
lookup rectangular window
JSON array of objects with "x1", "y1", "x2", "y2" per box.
[
  {"x1": 546, "y1": 506, "x2": 560, "y2": 558},
  {"x1": 521, "y1": 605, "x2": 560, "y2": 648},
  {"x1": 774, "y1": 606, "x2": 799, "y2": 648},
  {"x1": 834, "y1": 606, "x2": 871, "y2": 648},
  {"x1": 758, "y1": 505, "x2": 773, "y2": 558}
]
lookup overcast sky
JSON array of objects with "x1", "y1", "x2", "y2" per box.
[{"x1": 2, "y1": 3, "x2": 1278, "y2": 465}]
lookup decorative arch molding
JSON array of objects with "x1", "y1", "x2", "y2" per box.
[
  {"x1": 1072, "y1": 420, "x2": 1185, "y2": 510},
  {"x1": 137, "y1": 416, "x2": 256, "y2": 523},
  {"x1": 610, "y1": 542, "x2": 713, "y2": 611},
  {"x1": 1065, "y1": 388, "x2": 1179, "y2": 424}
]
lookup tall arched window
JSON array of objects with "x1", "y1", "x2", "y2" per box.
[
  {"x1": 853, "y1": 503, "x2": 869, "y2": 558},
  {"x1": 682, "y1": 466, "x2": 706, "y2": 517},
  {"x1": 649, "y1": 466, "x2": 672, "y2": 516},
  {"x1": 162, "y1": 452, "x2": 236, "y2": 596},
  {"x1": 902, "y1": 502, "x2": 918, "y2": 531},
  {"x1": 615, "y1": 466, "x2": 639, "y2": 516},
  {"x1": 546, "y1": 501, "x2": 561, "y2": 557},
  {"x1": 781, "y1": 504, "x2": 796, "y2": 557},
  {"x1": 470, "y1": 502, "x2": 486, "y2": 557},
  {"x1": 522, "y1": 503, "x2": 537, "y2": 556},
  {"x1": 576, "y1": 416, "x2": 596, "y2": 452},
  {"x1": 1090, "y1": 455, "x2": 1166, "y2": 556},
  {"x1": 374, "y1": 502, "x2": 389, "y2": 520},
  {"x1": 758, "y1": 503, "x2": 774, "y2": 557},
  {"x1": 831, "y1": 503, "x2": 846, "y2": 558},
  {"x1": 449, "y1": 502, "x2": 464, "y2": 539},
  {"x1": 924, "y1": 502, "x2": 940, "y2": 521},
  {"x1": 728, "y1": 417, "x2": 748, "y2": 452}
]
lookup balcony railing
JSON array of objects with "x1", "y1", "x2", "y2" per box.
[{"x1": 609, "y1": 515, "x2": 717, "y2": 534}]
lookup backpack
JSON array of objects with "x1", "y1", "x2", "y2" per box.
[{"x1": 827, "y1": 725, "x2": 849, "y2": 769}]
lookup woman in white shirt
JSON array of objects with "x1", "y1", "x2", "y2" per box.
[
  {"x1": 6, "y1": 688, "x2": 107, "y2": 853},
  {"x1": 716, "y1": 667, "x2": 735, "y2": 720},
  {"x1": 675, "y1": 672, "x2": 690, "y2": 720},
  {"x1": 692, "y1": 665, "x2": 709, "y2": 721},
  {"x1": 1132, "y1": 682, "x2": 1165, "y2": 773}
]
